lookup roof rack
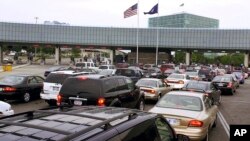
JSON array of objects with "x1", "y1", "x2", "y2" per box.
[
  {"x1": 0, "y1": 106, "x2": 140, "y2": 141},
  {"x1": 58, "y1": 110, "x2": 138, "y2": 141}
]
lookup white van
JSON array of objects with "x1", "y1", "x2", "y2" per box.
[{"x1": 40, "y1": 70, "x2": 93, "y2": 106}]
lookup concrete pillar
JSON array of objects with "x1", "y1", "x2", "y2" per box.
[
  {"x1": 244, "y1": 51, "x2": 249, "y2": 68},
  {"x1": 110, "y1": 49, "x2": 115, "y2": 65},
  {"x1": 185, "y1": 50, "x2": 191, "y2": 66},
  {"x1": 55, "y1": 46, "x2": 61, "y2": 65},
  {"x1": 0, "y1": 44, "x2": 3, "y2": 65}
]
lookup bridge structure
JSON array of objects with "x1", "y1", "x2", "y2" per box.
[{"x1": 0, "y1": 22, "x2": 250, "y2": 66}]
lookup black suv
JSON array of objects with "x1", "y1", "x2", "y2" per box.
[
  {"x1": 57, "y1": 74, "x2": 145, "y2": 110},
  {"x1": 114, "y1": 68, "x2": 143, "y2": 83},
  {"x1": 0, "y1": 106, "x2": 189, "y2": 141}
]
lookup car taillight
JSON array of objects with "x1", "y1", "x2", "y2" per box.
[
  {"x1": 97, "y1": 98, "x2": 105, "y2": 106},
  {"x1": 3, "y1": 87, "x2": 16, "y2": 92},
  {"x1": 227, "y1": 82, "x2": 233, "y2": 88},
  {"x1": 178, "y1": 80, "x2": 184, "y2": 84},
  {"x1": 57, "y1": 94, "x2": 62, "y2": 106},
  {"x1": 188, "y1": 120, "x2": 203, "y2": 127},
  {"x1": 143, "y1": 89, "x2": 155, "y2": 94}
]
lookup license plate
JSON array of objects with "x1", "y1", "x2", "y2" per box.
[
  {"x1": 166, "y1": 118, "x2": 180, "y2": 126},
  {"x1": 52, "y1": 87, "x2": 59, "y2": 91},
  {"x1": 0, "y1": 88, "x2": 2, "y2": 91},
  {"x1": 74, "y1": 100, "x2": 82, "y2": 106},
  {"x1": 218, "y1": 83, "x2": 223, "y2": 86}
]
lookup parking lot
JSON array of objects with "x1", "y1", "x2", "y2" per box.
[{"x1": 2, "y1": 64, "x2": 250, "y2": 140}]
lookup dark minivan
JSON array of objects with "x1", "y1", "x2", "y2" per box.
[{"x1": 57, "y1": 74, "x2": 145, "y2": 110}]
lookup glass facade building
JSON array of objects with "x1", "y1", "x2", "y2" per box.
[{"x1": 148, "y1": 13, "x2": 219, "y2": 28}]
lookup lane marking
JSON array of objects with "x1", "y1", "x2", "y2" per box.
[{"x1": 218, "y1": 110, "x2": 230, "y2": 137}]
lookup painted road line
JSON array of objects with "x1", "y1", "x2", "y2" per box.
[{"x1": 218, "y1": 110, "x2": 230, "y2": 137}]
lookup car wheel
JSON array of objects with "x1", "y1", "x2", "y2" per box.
[
  {"x1": 137, "y1": 98, "x2": 145, "y2": 111},
  {"x1": 46, "y1": 100, "x2": 57, "y2": 106},
  {"x1": 218, "y1": 95, "x2": 222, "y2": 105},
  {"x1": 212, "y1": 114, "x2": 217, "y2": 128},
  {"x1": 157, "y1": 94, "x2": 161, "y2": 101},
  {"x1": 202, "y1": 131, "x2": 209, "y2": 141},
  {"x1": 23, "y1": 92, "x2": 31, "y2": 102}
]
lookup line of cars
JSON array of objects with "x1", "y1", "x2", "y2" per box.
[{"x1": 0, "y1": 63, "x2": 247, "y2": 141}]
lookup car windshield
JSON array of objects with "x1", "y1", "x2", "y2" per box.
[
  {"x1": 0, "y1": 76, "x2": 25, "y2": 84},
  {"x1": 185, "y1": 82, "x2": 208, "y2": 91},
  {"x1": 48, "y1": 66, "x2": 63, "y2": 71},
  {"x1": 168, "y1": 74, "x2": 184, "y2": 79},
  {"x1": 156, "y1": 95, "x2": 202, "y2": 111},
  {"x1": 136, "y1": 79, "x2": 157, "y2": 87}
]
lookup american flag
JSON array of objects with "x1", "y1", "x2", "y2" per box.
[{"x1": 124, "y1": 3, "x2": 138, "y2": 18}]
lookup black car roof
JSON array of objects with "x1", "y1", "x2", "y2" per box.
[{"x1": 0, "y1": 106, "x2": 154, "y2": 141}]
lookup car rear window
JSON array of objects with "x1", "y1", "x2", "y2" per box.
[
  {"x1": 0, "y1": 76, "x2": 25, "y2": 85},
  {"x1": 99, "y1": 66, "x2": 108, "y2": 69},
  {"x1": 115, "y1": 69, "x2": 135, "y2": 77},
  {"x1": 157, "y1": 95, "x2": 202, "y2": 111},
  {"x1": 185, "y1": 82, "x2": 208, "y2": 91},
  {"x1": 213, "y1": 76, "x2": 231, "y2": 82},
  {"x1": 60, "y1": 77, "x2": 102, "y2": 97},
  {"x1": 161, "y1": 64, "x2": 174, "y2": 69},
  {"x1": 45, "y1": 73, "x2": 71, "y2": 84}
]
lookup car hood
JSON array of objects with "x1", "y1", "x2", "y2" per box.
[
  {"x1": 149, "y1": 106, "x2": 202, "y2": 119},
  {"x1": 0, "y1": 101, "x2": 11, "y2": 112}
]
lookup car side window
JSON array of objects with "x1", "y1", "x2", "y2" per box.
[
  {"x1": 104, "y1": 79, "x2": 117, "y2": 93},
  {"x1": 158, "y1": 81, "x2": 164, "y2": 87},
  {"x1": 117, "y1": 78, "x2": 128, "y2": 90},
  {"x1": 28, "y1": 77, "x2": 38, "y2": 84},
  {"x1": 35, "y1": 76, "x2": 44, "y2": 83},
  {"x1": 112, "y1": 120, "x2": 160, "y2": 141},
  {"x1": 125, "y1": 78, "x2": 134, "y2": 90},
  {"x1": 204, "y1": 97, "x2": 212, "y2": 109},
  {"x1": 155, "y1": 117, "x2": 175, "y2": 141}
]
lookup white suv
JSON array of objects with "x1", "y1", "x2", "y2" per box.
[{"x1": 40, "y1": 70, "x2": 93, "y2": 106}]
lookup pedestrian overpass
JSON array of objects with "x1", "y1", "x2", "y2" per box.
[{"x1": 0, "y1": 22, "x2": 250, "y2": 66}]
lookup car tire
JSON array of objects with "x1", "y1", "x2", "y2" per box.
[
  {"x1": 202, "y1": 131, "x2": 209, "y2": 141},
  {"x1": 212, "y1": 114, "x2": 217, "y2": 128},
  {"x1": 137, "y1": 98, "x2": 145, "y2": 111},
  {"x1": 157, "y1": 94, "x2": 161, "y2": 101},
  {"x1": 23, "y1": 92, "x2": 31, "y2": 102},
  {"x1": 46, "y1": 100, "x2": 57, "y2": 106}
]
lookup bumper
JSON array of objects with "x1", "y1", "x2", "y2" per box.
[
  {"x1": 145, "y1": 93, "x2": 158, "y2": 100},
  {"x1": 0, "y1": 92, "x2": 20, "y2": 100},
  {"x1": 168, "y1": 83, "x2": 184, "y2": 89},
  {"x1": 40, "y1": 93, "x2": 57, "y2": 100},
  {"x1": 174, "y1": 127, "x2": 207, "y2": 141},
  {"x1": 1, "y1": 109, "x2": 14, "y2": 116}
]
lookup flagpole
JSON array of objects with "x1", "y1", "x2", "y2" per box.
[
  {"x1": 155, "y1": 0, "x2": 160, "y2": 65},
  {"x1": 136, "y1": 0, "x2": 139, "y2": 64}
]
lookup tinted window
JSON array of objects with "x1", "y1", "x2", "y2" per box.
[
  {"x1": 35, "y1": 76, "x2": 44, "y2": 83},
  {"x1": 125, "y1": 78, "x2": 134, "y2": 90},
  {"x1": 60, "y1": 78, "x2": 101, "y2": 97},
  {"x1": 117, "y1": 78, "x2": 128, "y2": 90},
  {"x1": 118, "y1": 120, "x2": 159, "y2": 141},
  {"x1": 45, "y1": 73, "x2": 71, "y2": 84},
  {"x1": 115, "y1": 69, "x2": 136, "y2": 77},
  {"x1": 104, "y1": 79, "x2": 117, "y2": 93},
  {"x1": 99, "y1": 66, "x2": 108, "y2": 69},
  {"x1": 155, "y1": 118, "x2": 175, "y2": 141}
]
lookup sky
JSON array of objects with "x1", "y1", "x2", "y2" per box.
[{"x1": 0, "y1": 0, "x2": 250, "y2": 29}]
